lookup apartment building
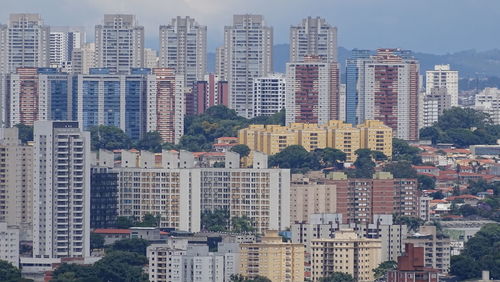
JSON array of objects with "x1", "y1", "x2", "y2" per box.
[
  {"x1": 0, "y1": 127, "x2": 33, "y2": 239},
  {"x1": 425, "y1": 64, "x2": 458, "y2": 107},
  {"x1": 239, "y1": 119, "x2": 392, "y2": 162},
  {"x1": 310, "y1": 229, "x2": 381, "y2": 282},
  {"x1": 0, "y1": 222, "x2": 19, "y2": 267},
  {"x1": 32, "y1": 121, "x2": 91, "y2": 259},
  {"x1": 289, "y1": 17, "x2": 337, "y2": 63},
  {"x1": 405, "y1": 226, "x2": 451, "y2": 274},
  {"x1": 387, "y1": 243, "x2": 440, "y2": 282},
  {"x1": 252, "y1": 73, "x2": 286, "y2": 117},
  {"x1": 239, "y1": 230, "x2": 305, "y2": 282}
]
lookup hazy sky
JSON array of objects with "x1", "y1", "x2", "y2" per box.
[{"x1": 1, "y1": 0, "x2": 499, "y2": 54}]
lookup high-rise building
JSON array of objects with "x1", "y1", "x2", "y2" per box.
[
  {"x1": 310, "y1": 229, "x2": 382, "y2": 282},
  {"x1": 252, "y1": 73, "x2": 286, "y2": 117},
  {"x1": 0, "y1": 222, "x2": 19, "y2": 267},
  {"x1": 95, "y1": 14, "x2": 144, "y2": 74},
  {"x1": 223, "y1": 15, "x2": 273, "y2": 118},
  {"x1": 421, "y1": 87, "x2": 451, "y2": 128},
  {"x1": 0, "y1": 14, "x2": 50, "y2": 74},
  {"x1": 474, "y1": 87, "x2": 500, "y2": 124},
  {"x1": 7, "y1": 68, "x2": 73, "y2": 127},
  {"x1": 190, "y1": 74, "x2": 228, "y2": 115},
  {"x1": 215, "y1": 46, "x2": 227, "y2": 80},
  {"x1": 404, "y1": 226, "x2": 451, "y2": 274},
  {"x1": 49, "y1": 27, "x2": 85, "y2": 71},
  {"x1": 32, "y1": 121, "x2": 90, "y2": 259},
  {"x1": 239, "y1": 230, "x2": 305, "y2": 282},
  {"x1": 144, "y1": 48, "x2": 158, "y2": 69},
  {"x1": 90, "y1": 167, "x2": 118, "y2": 229},
  {"x1": 346, "y1": 49, "x2": 420, "y2": 140},
  {"x1": 285, "y1": 56, "x2": 340, "y2": 124},
  {"x1": 71, "y1": 42, "x2": 96, "y2": 74},
  {"x1": 425, "y1": 64, "x2": 458, "y2": 107},
  {"x1": 76, "y1": 68, "x2": 150, "y2": 140},
  {"x1": 0, "y1": 128, "x2": 33, "y2": 239},
  {"x1": 289, "y1": 17, "x2": 337, "y2": 63},
  {"x1": 159, "y1": 17, "x2": 207, "y2": 88},
  {"x1": 147, "y1": 68, "x2": 185, "y2": 143}
]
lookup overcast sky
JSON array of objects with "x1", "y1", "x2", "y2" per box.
[{"x1": 1, "y1": 0, "x2": 499, "y2": 54}]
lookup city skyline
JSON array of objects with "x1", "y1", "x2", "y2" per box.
[{"x1": 1, "y1": 0, "x2": 499, "y2": 53}]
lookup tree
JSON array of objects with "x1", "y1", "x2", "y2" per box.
[
  {"x1": 135, "y1": 131, "x2": 163, "y2": 153},
  {"x1": 314, "y1": 148, "x2": 347, "y2": 169},
  {"x1": 268, "y1": 145, "x2": 319, "y2": 173},
  {"x1": 115, "y1": 216, "x2": 136, "y2": 229},
  {"x1": 392, "y1": 138, "x2": 422, "y2": 165},
  {"x1": 90, "y1": 233, "x2": 105, "y2": 250},
  {"x1": 437, "y1": 107, "x2": 491, "y2": 130},
  {"x1": 429, "y1": 191, "x2": 444, "y2": 200},
  {"x1": 14, "y1": 124, "x2": 33, "y2": 144},
  {"x1": 394, "y1": 216, "x2": 424, "y2": 232},
  {"x1": 230, "y1": 144, "x2": 250, "y2": 158},
  {"x1": 201, "y1": 209, "x2": 230, "y2": 232},
  {"x1": 0, "y1": 260, "x2": 22, "y2": 282},
  {"x1": 51, "y1": 263, "x2": 99, "y2": 282},
  {"x1": 373, "y1": 261, "x2": 397, "y2": 280},
  {"x1": 417, "y1": 174, "x2": 436, "y2": 190},
  {"x1": 90, "y1": 125, "x2": 132, "y2": 151},
  {"x1": 319, "y1": 272, "x2": 355, "y2": 282},
  {"x1": 450, "y1": 223, "x2": 500, "y2": 279},
  {"x1": 109, "y1": 238, "x2": 151, "y2": 256},
  {"x1": 94, "y1": 251, "x2": 148, "y2": 282},
  {"x1": 383, "y1": 161, "x2": 417, "y2": 178},
  {"x1": 231, "y1": 216, "x2": 255, "y2": 233},
  {"x1": 349, "y1": 149, "x2": 376, "y2": 178}
]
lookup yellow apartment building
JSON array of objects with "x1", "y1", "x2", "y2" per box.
[
  {"x1": 238, "y1": 120, "x2": 392, "y2": 162},
  {"x1": 310, "y1": 229, "x2": 382, "y2": 282},
  {"x1": 239, "y1": 230, "x2": 305, "y2": 282}
]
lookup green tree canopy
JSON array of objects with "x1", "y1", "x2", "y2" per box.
[
  {"x1": 394, "y1": 215, "x2": 424, "y2": 232},
  {"x1": 201, "y1": 209, "x2": 230, "y2": 232},
  {"x1": 268, "y1": 145, "x2": 319, "y2": 173},
  {"x1": 373, "y1": 261, "x2": 397, "y2": 280},
  {"x1": 417, "y1": 174, "x2": 436, "y2": 190},
  {"x1": 90, "y1": 125, "x2": 132, "y2": 151},
  {"x1": 392, "y1": 138, "x2": 422, "y2": 165},
  {"x1": 230, "y1": 144, "x2": 251, "y2": 157},
  {"x1": 383, "y1": 161, "x2": 417, "y2": 178},
  {"x1": 229, "y1": 274, "x2": 272, "y2": 282},
  {"x1": 319, "y1": 272, "x2": 355, "y2": 282},
  {"x1": 313, "y1": 148, "x2": 347, "y2": 169},
  {"x1": 135, "y1": 131, "x2": 163, "y2": 153},
  {"x1": 0, "y1": 260, "x2": 22, "y2": 282},
  {"x1": 109, "y1": 238, "x2": 151, "y2": 256},
  {"x1": 90, "y1": 233, "x2": 105, "y2": 250},
  {"x1": 348, "y1": 149, "x2": 376, "y2": 178},
  {"x1": 231, "y1": 216, "x2": 255, "y2": 233}
]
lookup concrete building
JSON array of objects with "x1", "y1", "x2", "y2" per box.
[
  {"x1": 215, "y1": 46, "x2": 227, "y2": 80},
  {"x1": 285, "y1": 56, "x2": 340, "y2": 124},
  {"x1": 147, "y1": 68, "x2": 185, "y2": 143},
  {"x1": 159, "y1": 17, "x2": 207, "y2": 88},
  {"x1": 252, "y1": 73, "x2": 286, "y2": 117},
  {"x1": 346, "y1": 49, "x2": 419, "y2": 140},
  {"x1": 421, "y1": 86, "x2": 452, "y2": 128},
  {"x1": 0, "y1": 127, "x2": 33, "y2": 240},
  {"x1": 71, "y1": 42, "x2": 96, "y2": 74},
  {"x1": 147, "y1": 238, "x2": 240, "y2": 282},
  {"x1": 90, "y1": 167, "x2": 118, "y2": 229},
  {"x1": 238, "y1": 119, "x2": 392, "y2": 162},
  {"x1": 223, "y1": 15, "x2": 273, "y2": 118},
  {"x1": 474, "y1": 87, "x2": 500, "y2": 124},
  {"x1": 289, "y1": 17, "x2": 337, "y2": 63},
  {"x1": 419, "y1": 196, "x2": 432, "y2": 222},
  {"x1": 291, "y1": 214, "x2": 407, "y2": 262},
  {"x1": 290, "y1": 171, "x2": 419, "y2": 224},
  {"x1": 239, "y1": 230, "x2": 305, "y2": 282},
  {"x1": 189, "y1": 73, "x2": 228, "y2": 115},
  {"x1": 426, "y1": 64, "x2": 459, "y2": 107},
  {"x1": 310, "y1": 229, "x2": 381, "y2": 282},
  {"x1": 33, "y1": 121, "x2": 91, "y2": 259},
  {"x1": 0, "y1": 220, "x2": 20, "y2": 267},
  {"x1": 95, "y1": 14, "x2": 144, "y2": 74},
  {"x1": 405, "y1": 226, "x2": 451, "y2": 274},
  {"x1": 144, "y1": 48, "x2": 158, "y2": 69},
  {"x1": 0, "y1": 14, "x2": 50, "y2": 74},
  {"x1": 387, "y1": 243, "x2": 439, "y2": 282},
  {"x1": 94, "y1": 150, "x2": 290, "y2": 234},
  {"x1": 49, "y1": 27, "x2": 85, "y2": 70}
]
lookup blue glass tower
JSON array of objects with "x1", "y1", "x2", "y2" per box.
[{"x1": 345, "y1": 49, "x2": 371, "y2": 125}]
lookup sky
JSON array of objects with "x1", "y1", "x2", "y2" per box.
[{"x1": 1, "y1": 0, "x2": 499, "y2": 54}]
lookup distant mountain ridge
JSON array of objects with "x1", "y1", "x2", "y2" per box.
[{"x1": 207, "y1": 44, "x2": 500, "y2": 79}]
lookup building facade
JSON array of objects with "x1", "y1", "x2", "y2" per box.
[
  {"x1": 252, "y1": 73, "x2": 286, "y2": 117},
  {"x1": 310, "y1": 229, "x2": 381, "y2": 282},
  {"x1": 346, "y1": 49, "x2": 419, "y2": 140},
  {"x1": 289, "y1": 17, "x2": 337, "y2": 63},
  {"x1": 0, "y1": 222, "x2": 19, "y2": 267},
  {"x1": 90, "y1": 167, "x2": 118, "y2": 229},
  {"x1": 425, "y1": 64, "x2": 458, "y2": 107},
  {"x1": 159, "y1": 17, "x2": 207, "y2": 89},
  {"x1": 285, "y1": 57, "x2": 340, "y2": 124},
  {"x1": 0, "y1": 13, "x2": 50, "y2": 74},
  {"x1": 474, "y1": 87, "x2": 500, "y2": 124},
  {"x1": 223, "y1": 15, "x2": 273, "y2": 118},
  {"x1": 95, "y1": 14, "x2": 144, "y2": 74},
  {"x1": 405, "y1": 226, "x2": 451, "y2": 274},
  {"x1": 239, "y1": 230, "x2": 305, "y2": 282},
  {"x1": 387, "y1": 243, "x2": 439, "y2": 282},
  {"x1": 190, "y1": 73, "x2": 228, "y2": 115},
  {"x1": 32, "y1": 121, "x2": 91, "y2": 259},
  {"x1": 49, "y1": 26, "x2": 85, "y2": 71}
]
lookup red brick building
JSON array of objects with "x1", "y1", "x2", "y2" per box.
[{"x1": 387, "y1": 243, "x2": 439, "y2": 282}]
